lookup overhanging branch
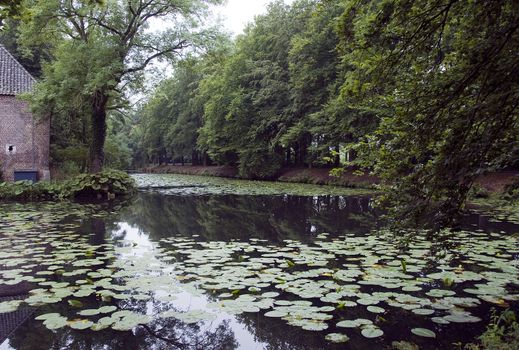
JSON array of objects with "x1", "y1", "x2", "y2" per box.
[{"x1": 123, "y1": 40, "x2": 188, "y2": 74}]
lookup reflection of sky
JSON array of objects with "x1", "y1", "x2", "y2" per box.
[
  {"x1": 0, "y1": 340, "x2": 12, "y2": 350},
  {"x1": 112, "y1": 222, "x2": 268, "y2": 350}
]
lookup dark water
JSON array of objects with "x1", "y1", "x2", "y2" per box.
[{"x1": 0, "y1": 190, "x2": 518, "y2": 350}]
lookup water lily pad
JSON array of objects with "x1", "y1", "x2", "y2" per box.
[
  {"x1": 43, "y1": 316, "x2": 68, "y2": 330},
  {"x1": 337, "y1": 319, "x2": 372, "y2": 328},
  {"x1": 361, "y1": 326, "x2": 384, "y2": 338},
  {"x1": 265, "y1": 310, "x2": 288, "y2": 318},
  {"x1": 411, "y1": 328, "x2": 436, "y2": 338},
  {"x1": 367, "y1": 306, "x2": 385, "y2": 314},
  {"x1": 69, "y1": 319, "x2": 94, "y2": 330},
  {"x1": 98, "y1": 306, "x2": 117, "y2": 314},
  {"x1": 325, "y1": 333, "x2": 350, "y2": 343},
  {"x1": 412, "y1": 308, "x2": 434, "y2": 316},
  {"x1": 68, "y1": 300, "x2": 84, "y2": 308},
  {"x1": 443, "y1": 314, "x2": 481, "y2": 323},
  {"x1": 78, "y1": 309, "x2": 100, "y2": 316}
]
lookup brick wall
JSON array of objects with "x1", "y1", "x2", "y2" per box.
[{"x1": 0, "y1": 95, "x2": 50, "y2": 182}]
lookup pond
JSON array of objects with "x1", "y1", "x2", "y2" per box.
[{"x1": 0, "y1": 174, "x2": 517, "y2": 350}]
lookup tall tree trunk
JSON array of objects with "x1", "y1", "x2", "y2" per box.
[
  {"x1": 89, "y1": 91, "x2": 109, "y2": 173},
  {"x1": 192, "y1": 150, "x2": 199, "y2": 166},
  {"x1": 334, "y1": 145, "x2": 340, "y2": 167}
]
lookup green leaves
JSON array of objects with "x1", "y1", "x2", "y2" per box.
[
  {"x1": 0, "y1": 170, "x2": 135, "y2": 201},
  {"x1": 68, "y1": 300, "x2": 84, "y2": 308},
  {"x1": 336, "y1": 0, "x2": 519, "y2": 227},
  {"x1": 411, "y1": 328, "x2": 436, "y2": 338}
]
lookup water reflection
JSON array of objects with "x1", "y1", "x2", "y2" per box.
[
  {"x1": 120, "y1": 193, "x2": 376, "y2": 243},
  {"x1": 1, "y1": 190, "x2": 517, "y2": 350}
]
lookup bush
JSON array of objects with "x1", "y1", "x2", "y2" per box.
[
  {"x1": 62, "y1": 169, "x2": 135, "y2": 200},
  {"x1": 469, "y1": 184, "x2": 490, "y2": 199},
  {"x1": 0, "y1": 181, "x2": 63, "y2": 200},
  {"x1": 462, "y1": 309, "x2": 519, "y2": 350},
  {"x1": 52, "y1": 160, "x2": 83, "y2": 180},
  {"x1": 502, "y1": 178, "x2": 519, "y2": 201},
  {"x1": 0, "y1": 169, "x2": 135, "y2": 201},
  {"x1": 238, "y1": 148, "x2": 283, "y2": 179}
]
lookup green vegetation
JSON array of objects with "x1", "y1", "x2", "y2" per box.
[
  {"x1": 1, "y1": 1, "x2": 517, "y2": 218},
  {"x1": 0, "y1": 196, "x2": 517, "y2": 347},
  {"x1": 133, "y1": 173, "x2": 372, "y2": 196},
  {"x1": 342, "y1": 0, "x2": 519, "y2": 227},
  {"x1": 462, "y1": 310, "x2": 519, "y2": 350},
  {"x1": 503, "y1": 179, "x2": 519, "y2": 201},
  {"x1": 0, "y1": 169, "x2": 135, "y2": 201},
  {"x1": 131, "y1": 0, "x2": 518, "y2": 226},
  {"x1": 7, "y1": 0, "x2": 223, "y2": 173}
]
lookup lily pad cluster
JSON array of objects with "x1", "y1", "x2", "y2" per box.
[
  {"x1": 132, "y1": 173, "x2": 372, "y2": 196},
  {"x1": 0, "y1": 202, "x2": 517, "y2": 347}
]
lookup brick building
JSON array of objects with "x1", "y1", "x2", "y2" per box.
[{"x1": 0, "y1": 45, "x2": 49, "y2": 182}]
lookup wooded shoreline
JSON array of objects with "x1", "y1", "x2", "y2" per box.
[{"x1": 140, "y1": 165, "x2": 518, "y2": 194}]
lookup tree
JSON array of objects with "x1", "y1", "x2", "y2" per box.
[
  {"x1": 199, "y1": 0, "x2": 315, "y2": 178},
  {"x1": 0, "y1": 0, "x2": 23, "y2": 28},
  {"x1": 19, "y1": 0, "x2": 222, "y2": 172},
  {"x1": 338, "y1": 0, "x2": 519, "y2": 226}
]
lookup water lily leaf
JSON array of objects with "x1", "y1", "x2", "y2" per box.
[
  {"x1": 99, "y1": 306, "x2": 117, "y2": 314},
  {"x1": 443, "y1": 314, "x2": 481, "y2": 323},
  {"x1": 412, "y1": 309, "x2": 434, "y2": 316},
  {"x1": 265, "y1": 310, "x2": 288, "y2": 318},
  {"x1": 78, "y1": 309, "x2": 100, "y2": 316},
  {"x1": 337, "y1": 319, "x2": 372, "y2": 328},
  {"x1": 367, "y1": 306, "x2": 385, "y2": 314},
  {"x1": 361, "y1": 326, "x2": 384, "y2": 338},
  {"x1": 411, "y1": 328, "x2": 436, "y2": 338},
  {"x1": 0, "y1": 300, "x2": 21, "y2": 314},
  {"x1": 325, "y1": 333, "x2": 350, "y2": 343},
  {"x1": 43, "y1": 316, "x2": 68, "y2": 330},
  {"x1": 35, "y1": 313, "x2": 62, "y2": 321},
  {"x1": 69, "y1": 319, "x2": 94, "y2": 330},
  {"x1": 68, "y1": 300, "x2": 84, "y2": 308}
]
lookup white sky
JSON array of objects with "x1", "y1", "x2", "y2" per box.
[{"x1": 214, "y1": 0, "x2": 294, "y2": 36}]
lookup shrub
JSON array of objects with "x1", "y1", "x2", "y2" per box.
[
  {"x1": 238, "y1": 148, "x2": 283, "y2": 179},
  {"x1": 469, "y1": 184, "x2": 490, "y2": 199},
  {"x1": 462, "y1": 309, "x2": 519, "y2": 350},
  {"x1": 62, "y1": 169, "x2": 135, "y2": 200},
  {"x1": 502, "y1": 178, "x2": 519, "y2": 201},
  {"x1": 0, "y1": 169, "x2": 135, "y2": 201}
]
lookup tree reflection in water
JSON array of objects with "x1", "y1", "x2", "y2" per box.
[
  {"x1": 8, "y1": 317, "x2": 237, "y2": 350},
  {"x1": 121, "y1": 192, "x2": 376, "y2": 243}
]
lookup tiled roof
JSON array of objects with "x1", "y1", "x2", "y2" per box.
[{"x1": 0, "y1": 44, "x2": 35, "y2": 95}]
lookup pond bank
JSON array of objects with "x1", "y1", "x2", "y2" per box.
[
  {"x1": 141, "y1": 165, "x2": 379, "y2": 188},
  {"x1": 140, "y1": 165, "x2": 519, "y2": 193}
]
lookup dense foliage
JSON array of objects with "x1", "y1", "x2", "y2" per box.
[
  {"x1": 137, "y1": 1, "x2": 360, "y2": 179},
  {"x1": 15, "y1": 0, "x2": 222, "y2": 173},
  {"x1": 463, "y1": 309, "x2": 519, "y2": 350},
  {"x1": 0, "y1": 169, "x2": 135, "y2": 201},
  {"x1": 341, "y1": 0, "x2": 519, "y2": 226},
  {"x1": 135, "y1": 0, "x2": 518, "y2": 225},
  {"x1": 4, "y1": 0, "x2": 518, "y2": 224}
]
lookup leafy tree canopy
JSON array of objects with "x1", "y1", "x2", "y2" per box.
[
  {"x1": 338, "y1": 0, "x2": 519, "y2": 227},
  {"x1": 18, "y1": 0, "x2": 223, "y2": 172}
]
